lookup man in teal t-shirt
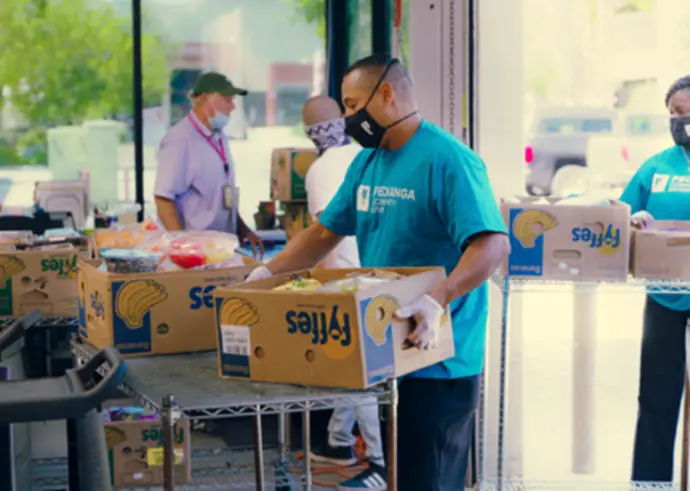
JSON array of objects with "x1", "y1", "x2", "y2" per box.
[
  {"x1": 620, "y1": 74, "x2": 690, "y2": 484},
  {"x1": 247, "y1": 55, "x2": 509, "y2": 491}
]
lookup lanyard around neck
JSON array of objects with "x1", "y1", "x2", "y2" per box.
[{"x1": 187, "y1": 113, "x2": 229, "y2": 176}]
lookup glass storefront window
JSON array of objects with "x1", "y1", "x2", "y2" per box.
[
  {"x1": 0, "y1": 0, "x2": 146, "y2": 212},
  {"x1": 141, "y1": 0, "x2": 326, "y2": 226}
]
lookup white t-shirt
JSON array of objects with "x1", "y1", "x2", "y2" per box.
[{"x1": 305, "y1": 144, "x2": 362, "y2": 269}]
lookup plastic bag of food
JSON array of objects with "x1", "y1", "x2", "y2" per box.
[
  {"x1": 318, "y1": 276, "x2": 393, "y2": 293},
  {"x1": 136, "y1": 231, "x2": 240, "y2": 270},
  {"x1": 273, "y1": 277, "x2": 323, "y2": 291},
  {"x1": 94, "y1": 224, "x2": 162, "y2": 250}
]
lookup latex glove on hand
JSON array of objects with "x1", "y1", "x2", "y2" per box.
[
  {"x1": 631, "y1": 211, "x2": 654, "y2": 230},
  {"x1": 246, "y1": 266, "x2": 273, "y2": 282},
  {"x1": 395, "y1": 294, "x2": 444, "y2": 350}
]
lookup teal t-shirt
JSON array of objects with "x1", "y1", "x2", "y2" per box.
[
  {"x1": 620, "y1": 145, "x2": 690, "y2": 311},
  {"x1": 318, "y1": 120, "x2": 507, "y2": 379}
]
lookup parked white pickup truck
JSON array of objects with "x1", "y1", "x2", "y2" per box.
[{"x1": 525, "y1": 107, "x2": 670, "y2": 196}]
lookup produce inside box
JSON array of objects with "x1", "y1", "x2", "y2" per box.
[
  {"x1": 78, "y1": 229, "x2": 258, "y2": 357},
  {"x1": 94, "y1": 227, "x2": 249, "y2": 274},
  {"x1": 214, "y1": 267, "x2": 455, "y2": 388}
]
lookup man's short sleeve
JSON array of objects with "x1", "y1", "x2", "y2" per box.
[
  {"x1": 154, "y1": 135, "x2": 190, "y2": 200},
  {"x1": 433, "y1": 148, "x2": 507, "y2": 250},
  {"x1": 620, "y1": 162, "x2": 653, "y2": 214},
  {"x1": 317, "y1": 156, "x2": 362, "y2": 237}
]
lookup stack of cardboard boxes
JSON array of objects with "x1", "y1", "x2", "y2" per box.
[{"x1": 270, "y1": 148, "x2": 318, "y2": 241}]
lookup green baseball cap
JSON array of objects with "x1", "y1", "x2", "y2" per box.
[{"x1": 191, "y1": 72, "x2": 248, "y2": 97}]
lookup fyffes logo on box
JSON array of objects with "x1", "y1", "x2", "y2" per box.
[
  {"x1": 141, "y1": 426, "x2": 185, "y2": 445},
  {"x1": 571, "y1": 223, "x2": 621, "y2": 255},
  {"x1": 286, "y1": 304, "x2": 355, "y2": 360},
  {"x1": 41, "y1": 255, "x2": 77, "y2": 278}
]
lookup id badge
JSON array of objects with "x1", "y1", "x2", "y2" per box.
[{"x1": 222, "y1": 184, "x2": 235, "y2": 210}]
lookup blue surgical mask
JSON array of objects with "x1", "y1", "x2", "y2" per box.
[{"x1": 209, "y1": 111, "x2": 230, "y2": 130}]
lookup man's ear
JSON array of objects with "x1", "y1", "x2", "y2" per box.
[{"x1": 379, "y1": 82, "x2": 394, "y2": 103}]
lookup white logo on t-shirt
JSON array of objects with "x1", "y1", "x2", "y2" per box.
[
  {"x1": 651, "y1": 173, "x2": 669, "y2": 193},
  {"x1": 357, "y1": 185, "x2": 371, "y2": 211}
]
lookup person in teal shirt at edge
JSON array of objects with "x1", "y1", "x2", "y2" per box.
[
  {"x1": 620, "y1": 75, "x2": 690, "y2": 485},
  {"x1": 246, "y1": 54, "x2": 510, "y2": 491}
]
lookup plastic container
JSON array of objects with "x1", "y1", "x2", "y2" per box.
[{"x1": 100, "y1": 248, "x2": 161, "y2": 274}]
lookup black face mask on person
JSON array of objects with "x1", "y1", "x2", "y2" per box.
[
  {"x1": 670, "y1": 116, "x2": 690, "y2": 147},
  {"x1": 345, "y1": 59, "x2": 418, "y2": 149}
]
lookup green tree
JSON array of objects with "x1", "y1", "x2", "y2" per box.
[{"x1": 0, "y1": 0, "x2": 171, "y2": 164}]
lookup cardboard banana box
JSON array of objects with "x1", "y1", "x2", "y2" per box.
[
  {"x1": 104, "y1": 419, "x2": 191, "y2": 487},
  {"x1": 77, "y1": 257, "x2": 258, "y2": 357},
  {"x1": 270, "y1": 147, "x2": 318, "y2": 201},
  {"x1": 213, "y1": 267, "x2": 455, "y2": 389},
  {"x1": 501, "y1": 197, "x2": 631, "y2": 281},
  {"x1": 0, "y1": 247, "x2": 87, "y2": 318},
  {"x1": 632, "y1": 220, "x2": 690, "y2": 279}
]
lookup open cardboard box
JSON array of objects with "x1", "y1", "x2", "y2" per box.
[
  {"x1": 632, "y1": 220, "x2": 690, "y2": 279},
  {"x1": 213, "y1": 267, "x2": 455, "y2": 389},
  {"x1": 77, "y1": 257, "x2": 259, "y2": 357},
  {"x1": 104, "y1": 418, "x2": 191, "y2": 487},
  {"x1": 0, "y1": 246, "x2": 88, "y2": 318},
  {"x1": 501, "y1": 196, "x2": 631, "y2": 281}
]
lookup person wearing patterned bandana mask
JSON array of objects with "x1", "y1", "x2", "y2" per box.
[{"x1": 301, "y1": 96, "x2": 387, "y2": 490}]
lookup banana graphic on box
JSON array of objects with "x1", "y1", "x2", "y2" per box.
[
  {"x1": 221, "y1": 297, "x2": 260, "y2": 326},
  {"x1": 512, "y1": 209, "x2": 558, "y2": 248},
  {"x1": 365, "y1": 295, "x2": 399, "y2": 346},
  {"x1": 115, "y1": 280, "x2": 168, "y2": 330},
  {"x1": 104, "y1": 426, "x2": 127, "y2": 449},
  {"x1": 0, "y1": 255, "x2": 25, "y2": 280}
]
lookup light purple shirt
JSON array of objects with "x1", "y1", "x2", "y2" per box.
[{"x1": 154, "y1": 111, "x2": 237, "y2": 232}]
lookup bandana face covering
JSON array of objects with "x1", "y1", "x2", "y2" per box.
[{"x1": 305, "y1": 117, "x2": 351, "y2": 155}]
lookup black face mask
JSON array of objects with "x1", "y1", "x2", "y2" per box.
[
  {"x1": 345, "y1": 59, "x2": 418, "y2": 148},
  {"x1": 671, "y1": 116, "x2": 690, "y2": 147}
]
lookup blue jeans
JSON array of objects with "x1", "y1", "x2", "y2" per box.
[{"x1": 632, "y1": 296, "x2": 688, "y2": 482}]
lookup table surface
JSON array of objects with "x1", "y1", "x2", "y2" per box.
[{"x1": 73, "y1": 342, "x2": 388, "y2": 417}]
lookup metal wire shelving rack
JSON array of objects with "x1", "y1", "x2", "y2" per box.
[{"x1": 481, "y1": 275, "x2": 690, "y2": 491}]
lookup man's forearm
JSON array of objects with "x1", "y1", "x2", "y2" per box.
[
  {"x1": 155, "y1": 197, "x2": 182, "y2": 231},
  {"x1": 429, "y1": 233, "x2": 510, "y2": 307},
  {"x1": 266, "y1": 221, "x2": 343, "y2": 274}
]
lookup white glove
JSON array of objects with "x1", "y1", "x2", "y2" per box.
[
  {"x1": 246, "y1": 266, "x2": 273, "y2": 282},
  {"x1": 631, "y1": 211, "x2": 654, "y2": 230},
  {"x1": 395, "y1": 294, "x2": 444, "y2": 350}
]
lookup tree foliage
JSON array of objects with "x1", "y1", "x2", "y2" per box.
[
  {"x1": 284, "y1": 0, "x2": 326, "y2": 40},
  {"x1": 0, "y1": 0, "x2": 171, "y2": 127}
]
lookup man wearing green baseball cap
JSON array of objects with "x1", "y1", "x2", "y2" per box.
[{"x1": 154, "y1": 72, "x2": 263, "y2": 258}]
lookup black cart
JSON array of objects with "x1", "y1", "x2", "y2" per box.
[{"x1": 0, "y1": 312, "x2": 125, "y2": 491}]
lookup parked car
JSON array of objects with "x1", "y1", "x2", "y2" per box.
[{"x1": 524, "y1": 107, "x2": 669, "y2": 196}]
